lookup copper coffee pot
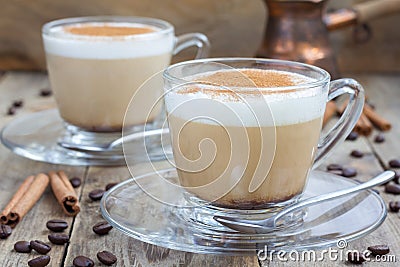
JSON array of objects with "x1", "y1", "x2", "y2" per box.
[{"x1": 257, "y1": 0, "x2": 400, "y2": 78}]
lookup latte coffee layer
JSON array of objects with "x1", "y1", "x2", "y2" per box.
[
  {"x1": 165, "y1": 69, "x2": 325, "y2": 208},
  {"x1": 43, "y1": 22, "x2": 173, "y2": 131}
]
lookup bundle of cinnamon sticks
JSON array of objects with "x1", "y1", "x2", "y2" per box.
[
  {"x1": 0, "y1": 171, "x2": 80, "y2": 228},
  {"x1": 323, "y1": 100, "x2": 391, "y2": 135}
]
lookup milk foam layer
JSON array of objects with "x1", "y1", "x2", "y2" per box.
[
  {"x1": 165, "y1": 69, "x2": 327, "y2": 127},
  {"x1": 43, "y1": 22, "x2": 174, "y2": 59}
]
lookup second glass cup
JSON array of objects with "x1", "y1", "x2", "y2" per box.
[{"x1": 42, "y1": 16, "x2": 210, "y2": 156}]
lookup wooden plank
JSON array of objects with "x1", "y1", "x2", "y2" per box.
[
  {"x1": 354, "y1": 74, "x2": 400, "y2": 168},
  {"x1": 2, "y1": 72, "x2": 399, "y2": 266},
  {"x1": 0, "y1": 72, "x2": 86, "y2": 267},
  {"x1": 65, "y1": 164, "x2": 260, "y2": 266}
]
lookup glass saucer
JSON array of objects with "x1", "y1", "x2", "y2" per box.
[
  {"x1": 100, "y1": 168, "x2": 387, "y2": 255},
  {"x1": 0, "y1": 109, "x2": 168, "y2": 166}
]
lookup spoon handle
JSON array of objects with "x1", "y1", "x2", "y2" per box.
[{"x1": 273, "y1": 171, "x2": 395, "y2": 224}]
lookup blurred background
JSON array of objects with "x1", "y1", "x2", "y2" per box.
[{"x1": 0, "y1": 0, "x2": 399, "y2": 73}]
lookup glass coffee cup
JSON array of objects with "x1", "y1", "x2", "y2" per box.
[
  {"x1": 42, "y1": 16, "x2": 209, "y2": 159},
  {"x1": 162, "y1": 58, "x2": 364, "y2": 212}
]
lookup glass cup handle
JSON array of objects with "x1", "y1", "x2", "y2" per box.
[
  {"x1": 313, "y1": 78, "x2": 365, "y2": 169},
  {"x1": 173, "y1": 33, "x2": 210, "y2": 59}
]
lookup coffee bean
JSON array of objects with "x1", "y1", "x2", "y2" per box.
[
  {"x1": 30, "y1": 240, "x2": 51, "y2": 254},
  {"x1": 93, "y1": 221, "x2": 113, "y2": 235},
  {"x1": 14, "y1": 241, "x2": 31, "y2": 253},
  {"x1": 385, "y1": 183, "x2": 400, "y2": 194},
  {"x1": 374, "y1": 133, "x2": 385, "y2": 143},
  {"x1": 0, "y1": 224, "x2": 12, "y2": 239},
  {"x1": 28, "y1": 255, "x2": 50, "y2": 267},
  {"x1": 105, "y1": 183, "x2": 118, "y2": 191},
  {"x1": 342, "y1": 167, "x2": 357, "y2": 178},
  {"x1": 89, "y1": 189, "x2": 105, "y2": 201},
  {"x1": 350, "y1": 150, "x2": 364, "y2": 158},
  {"x1": 327, "y1": 163, "x2": 343, "y2": 171},
  {"x1": 40, "y1": 88, "x2": 52, "y2": 97},
  {"x1": 346, "y1": 131, "x2": 358, "y2": 141},
  {"x1": 347, "y1": 251, "x2": 366, "y2": 264},
  {"x1": 389, "y1": 159, "x2": 400, "y2": 168},
  {"x1": 367, "y1": 245, "x2": 390, "y2": 256},
  {"x1": 73, "y1": 256, "x2": 94, "y2": 267},
  {"x1": 46, "y1": 219, "x2": 68, "y2": 232},
  {"x1": 7, "y1": 106, "x2": 16, "y2": 115},
  {"x1": 389, "y1": 201, "x2": 400, "y2": 212},
  {"x1": 97, "y1": 250, "x2": 117, "y2": 265},
  {"x1": 69, "y1": 177, "x2": 82, "y2": 188},
  {"x1": 12, "y1": 100, "x2": 23, "y2": 108},
  {"x1": 48, "y1": 233, "x2": 69, "y2": 245}
]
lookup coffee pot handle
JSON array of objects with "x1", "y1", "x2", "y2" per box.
[
  {"x1": 173, "y1": 33, "x2": 210, "y2": 59},
  {"x1": 313, "y1": 79, "x2": 365, "y2": 169}
]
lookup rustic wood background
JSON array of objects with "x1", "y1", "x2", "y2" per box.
[
  {"x1": 0, "y1": 0, "x2": 399, "y2": 72},
  {"x1": 0, "y1": 71, "x2": 399, "y2": 266}
]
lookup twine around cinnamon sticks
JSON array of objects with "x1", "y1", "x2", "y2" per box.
[
  {"x1": 323, "y1": 100, "x2": 391, "y2": 135},
  {"x1": 1, "y1": 171, "x2": 80, "y2": 228}
]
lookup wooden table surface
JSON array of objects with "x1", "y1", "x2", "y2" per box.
[{"x1": 0, "y1": 71, "x2": 399, "y2": 266}]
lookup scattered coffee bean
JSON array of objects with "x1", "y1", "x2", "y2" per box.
[
  {"x1": 7, "y1": 107, "x2": 16, "y2": 116},
  {"x1": 93, "y1": 221, "x2": 113, "y2": 235},
  {"x1": 367, "y1": 245, "x2": 390, "y2": 256},
  {"x1": 30, "y1": 240, "x2": 51, "y2": 254},
  {"x1": 342, "y1": 167, "x2": 357, "y2": 178},
  {"x1": 347, "y1": 251, "x2": 366, "y2": 264},
  {"x1": 39, "y1": 88, "x2": 52, "y2": 97},
  {"x1": 374, "y1": 133, "x2": 385, "y2": 143},
  {"x1": 69, "y1": 177, "x2": 82, "y2": 188},
  {"x1": 385, "y1": 183, "x2": 400, "y2": 195},
  {"x1": 14, "y1": 241, "x2": 31, "y2": 253},
  {"x1": 389, "y1": 201, "x2": 400, "y2": 212},
  {"x1": 73, "y1": 256, "x2": 94, "y2": 267},
  {"x1": 48, "y1": 233, "x2": 69, "y2": 245},
  {"x1": 350, "y1": 150, "x2": 364, "y2": 158},
  {"x1": 46, "y1": 219, "x2": 68, "y2": 232},
  {"x1": 327, "y1": 163, "x2": 343, "y2": 171},
  {"x1": 346, "y1": 131, "x2": 358, "y2": 141},
  {"x1": 89, "y1": 189, "x2": 105, "y2": 201},
  {"x1": 389, "y1": 159, "x2": 400, "y2": 168},
  {"x1": 12, "y1": 100, "x2": 23, "y2": 108},
  {"x1": 97, "y1": 250, "x2": 117, "y2": 265},
  {"x1": 105, "y1": 183, "x2": 118, "y2": 191},
  {"x1": 0, "y1": 224, "x2": 12, "y2": 239},
  {"x1": 28, "y1": 255, "x2": 51, "y2": 267}
]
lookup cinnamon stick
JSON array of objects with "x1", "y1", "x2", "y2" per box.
[
  {"x1": 49, "y1": 171, "x2": 80, "y2": 216},
  {"x1": 323, "y1": 101, "x2": 337, "y2": 126},
  {"x1": 364, "y1": 104, "x2": 391, "y2": 131},
  {"x1": 358, "y1": 114, "x2": 373, "y2": 136},
  {"x1": 1, "y1": 174, "x2": 49, "y2": 228},
  {"x1": 336, "y1": 99, "x2": 349, "y2": 116}
]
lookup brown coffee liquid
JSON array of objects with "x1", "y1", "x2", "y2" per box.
[
  {"x1": 170, "y1": 115, "x2": 322, "y2": 208},
  {"x1": 64, "y1": 24, "x2": 156, "y2": 37}
]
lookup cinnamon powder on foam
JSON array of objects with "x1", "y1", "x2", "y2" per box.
[
  {"x1": 64, "y1": 24, "x2": 156, "y2": 36},
  {"x1": 179, "y1": 69, "x2": 305, "y2": 98}
]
